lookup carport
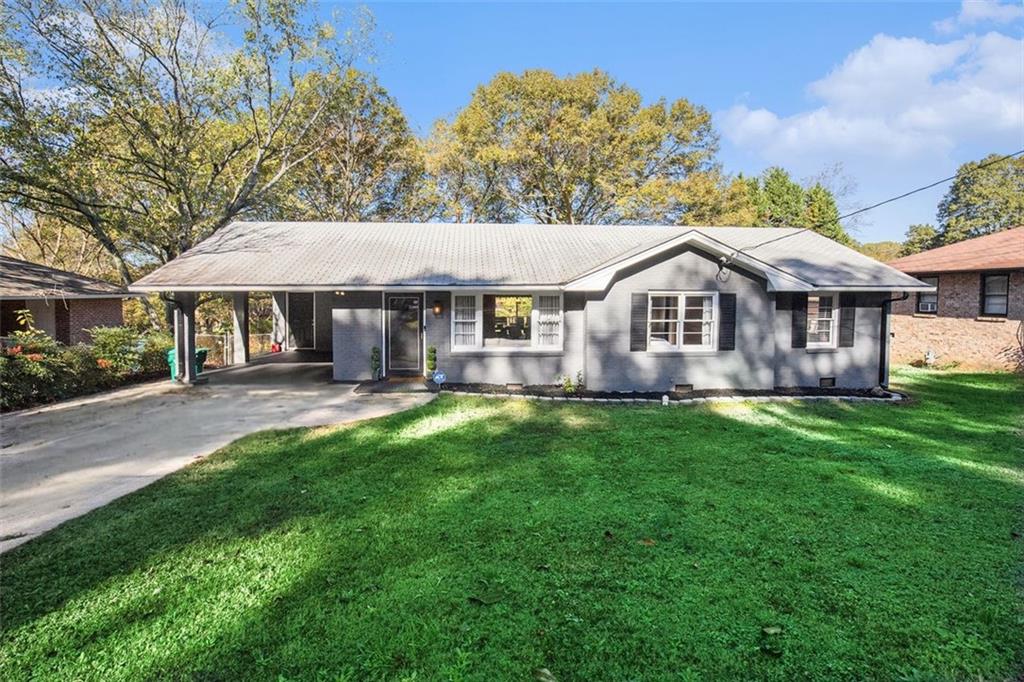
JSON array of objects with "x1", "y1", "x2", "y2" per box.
[{"x1": 144, "y1": 290, "x2": 335, "y2": 383}]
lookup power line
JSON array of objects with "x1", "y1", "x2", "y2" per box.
[
  {"x1": 832, "y1": 148, "x2": 1024, "y2": 226},
  {"x1": 720, "y1": 149, "x2": 1024, "y2": 269}
]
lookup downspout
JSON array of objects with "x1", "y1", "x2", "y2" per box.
[
  {"x1": 160, "y1": 294, "x2": 184, "y2": 382},
  {"x1": 877, "y1": 292, "x2": 909, "y2": 388}
]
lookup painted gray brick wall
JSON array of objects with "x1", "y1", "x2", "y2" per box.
[
  {"x1": 583, "y1": 247, "x2": 776, "y2": 392},
  {"x1": 332, "y1": 291, "x2": 381, "y2": 381},
  {"x1": 424, "y1": 291, "x2": 586, "y2": 385},
  {"x1": 773, "y1": 293, "x2": 885, "y2": 389}
]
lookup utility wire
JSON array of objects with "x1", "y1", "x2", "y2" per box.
[
  {"x1": 719, "y1": 148, "x2": 1024, "y2": 272},
  {"x1": 830, "y1": 148, "x2": 1024, "y2": 227}
]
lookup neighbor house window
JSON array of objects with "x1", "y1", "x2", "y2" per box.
[
  {"x1": 807, "y1": 294, "x2": 837, "y2": 348},
  {"x1": 451, "y1": 293, "x2": 562, "y2": 350},
  {"x1": 453, "y1": 295, "x2": 479, "y2": 347},
  {"x1": 648, "y1": 292, "x2": 716, "y2": 351},
  {"x1": 981, "y1": 274, "x2": 1009, "y2": 316},
  {"x1": 917, "y1": 276, "x2": 938, "y2": 314}
]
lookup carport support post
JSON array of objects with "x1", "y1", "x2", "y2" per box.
[
  {"x1": 173, "y1": 292, "x2": 201, "y2": 384},
  {"x1": 231, "y1": 292, "x2": 250, "y2": 365}
]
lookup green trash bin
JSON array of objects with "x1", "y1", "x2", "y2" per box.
[{"x1": 166, "y1": 348, "x2": 210, "y2": 380}]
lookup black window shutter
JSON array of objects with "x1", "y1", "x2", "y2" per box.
[
  {"x1": 791, "y1": 293, "x2": 808, "y2": 349},
  {"x1": 630, "y1": 293, "x2": 647, "y2": 352},
  {"x1": 839, "y1": 293, "x2": 856, "y2": 347},
  {"x1": 718, "y1": 293, "x2": 736, "y2": 351}
]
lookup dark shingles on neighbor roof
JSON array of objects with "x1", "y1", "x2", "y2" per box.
[
  {"x1": 131, "y1": 222, "x2": 929, "y2": 290},
  {"x1": 0, "y1": 256, "x2": 127, "y2": 299}
]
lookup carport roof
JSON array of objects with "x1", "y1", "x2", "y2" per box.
[
  {"x1": 130, "y1": 221, "x2": 931, "y2": 293},
  {"x1": 0, "y1": 256, "x2": 129, "y2": 300}
]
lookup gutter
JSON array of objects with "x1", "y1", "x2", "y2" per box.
[{"x1": 877, "y1": 292, "x2": 909, "y2": 388}]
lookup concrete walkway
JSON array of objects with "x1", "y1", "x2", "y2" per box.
[{"x1": 0, "y1": 359, "x2": 433, "y2": 552}]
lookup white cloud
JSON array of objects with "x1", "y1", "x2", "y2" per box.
[
  {"x1": 720, "y1": 31, "x2": 1024, "y2": 164},
  {"x1": 935, "y1": 1, "x2": 1024, "y2": 34}
]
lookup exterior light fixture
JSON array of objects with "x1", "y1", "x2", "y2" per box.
[{"x1": 432, "y1": 300, "x2": 443, "y2": 316}]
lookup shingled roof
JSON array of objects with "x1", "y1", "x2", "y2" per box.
[
  {"x1": 888, "y1": 227, "x2": 1024, "y2": 274},
  {"x1": 131, "y1": 221, "x2": 930, "y2": 293},
  {"x1": 0, "y1": 256, "x2": 128, "y2": 299}
]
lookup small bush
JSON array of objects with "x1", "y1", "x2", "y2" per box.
[{"x1": 558, "y1": 370, "x2": 586, "y2": 396}]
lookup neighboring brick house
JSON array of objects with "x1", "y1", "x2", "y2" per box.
[
  {"x1": 887, "y1": 227, "x2": 1023, "y2": 372},
  {"x1": 0, "y1": 256, "x2": 131, "y2": 345}
]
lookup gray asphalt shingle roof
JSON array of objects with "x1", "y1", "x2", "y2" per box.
[
  {"x1": 0, "y1": 256, "x2": 128, "y2": 299},
  {"x1": 131, "y1": 221, "x2": 928, "y2": 291}
]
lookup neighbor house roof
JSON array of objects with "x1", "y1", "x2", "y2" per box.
[
  {"x1": 131, "y1": 222, "x2": 931, "y2": 293},
  {"x1": 887, "y1": 227, "x2": 1024, "y2": 274},
  {"x1": 0, "y1": 255, "x2": 129, "y2": 300}
]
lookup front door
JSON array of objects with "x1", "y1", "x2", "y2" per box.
[{"x1": 386, "y1": 295, "x2": 422, "y2": 375}]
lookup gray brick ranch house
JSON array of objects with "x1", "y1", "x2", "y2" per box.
[
  {"x1": 0, "y1": 256, "x2": 130, "y2": 344},
  {"x1": 131, "y1": 222, "x2": 932, "y2": 391}
]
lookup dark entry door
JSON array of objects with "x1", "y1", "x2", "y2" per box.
[
  {"x1": 287, "y1": 292, "x2": 315, "y2": 349},
  {"x1": 387, "y1": 295, "x2": 422, "y2": 375}
]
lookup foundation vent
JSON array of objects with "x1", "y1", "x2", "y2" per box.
[{"x1": 819, "y1": 377, "x2": 836, "y2": 388}]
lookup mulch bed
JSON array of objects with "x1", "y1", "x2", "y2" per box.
[{"x1": 437, "y1": 382, "x2": 898, "y2": 401}]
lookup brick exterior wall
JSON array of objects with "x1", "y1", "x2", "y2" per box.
[
  {"x1": 891, "y1": 270, "x2": 1024, "y2": 372},
  {"x1": 68, "y1": 298, "x2": 124, "y2": 344}
]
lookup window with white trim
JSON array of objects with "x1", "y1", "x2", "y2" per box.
[
  {"x1": 807, "y1": 294, "x2": 836, "y2": 348},
  {"x1": 648, "y1": 292, "x2": 716, "y2": 351},
  {"x1": 450, "y1": 293, "x2": 562, "y2": 350},
  {"x1": 916, "y1": 277, "x2": 938, "y2": 313},
  {"x1": 453, "y1": 295, "x2": 478, "y2": 348},
  {"x1": 981, "y1": 274, "x2": 1009, "y2": 316},
  {"x1": 536, "y1": 295, "x2": 562, "y2": 347}
]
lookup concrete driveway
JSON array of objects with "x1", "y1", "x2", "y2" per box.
[{"x1": 0, "y1": 358, "x2": 433, "y2": 552}]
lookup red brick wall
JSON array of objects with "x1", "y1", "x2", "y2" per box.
[
  {"x1": 891, "y1": 269, "x2": 1023, "y2": 371},
  {"x1": 68, "y1": 298, "x2": 124, "y2": 344}
]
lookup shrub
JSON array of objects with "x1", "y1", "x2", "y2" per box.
[
  {"x1": 0, "y1": 328, "x2": 176, "y2": 412},
  {"x1": 371, "y1": 346, "x2": 381, "y2": 380},
  {"x1": 426, "y1": 346, "x2": 437, "y2": 372},
  {"x1": 140, "y1": 333, "x2": 174, "y2": 375},
  {"x1": 89, "y1": 326, "x2": 146, "y2": 377},
  {"x1": 558, "y1": 370, "x2": 586, "y2": 396}
]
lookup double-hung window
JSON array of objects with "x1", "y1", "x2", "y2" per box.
[
  {"x1": 453, "y1": 295, "x2": 479, "y2": 347},
  {"x1": 648, "y1": 292, "x2": 716, "y2": 351},
  {"x1": 916, "y1": 276, "x2": 938, "y2": 313},
  {"x1": 451, "y1": 293, "x2": 563, "y2": 350},
  {"x1": 981, "y1": 274, "x2": 1009, "y2": 316},
  {"x1": 807, "y1": 294, "x2": 837, "y2": 348}
]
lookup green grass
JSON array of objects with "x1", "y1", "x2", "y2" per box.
[{"x1": 2, "y1": 370, "x2": 1022, "y2": 681}]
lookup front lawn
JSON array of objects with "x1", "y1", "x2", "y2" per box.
[{"x1": 2, "y1": 369, "x2": 1022, "y2": 680}]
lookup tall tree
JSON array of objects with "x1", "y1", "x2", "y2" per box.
[
  {"x1": 277, "y1": 70, "x2": 431, "y2": 222},
  {"x1": 425, "y1": 69, "x2": 720, "y2": 224},
  {"x1": 0, "y1": 207, "x2": 118, "y2": 279},
  {"x1": 757, "y1": 167, "x2": 805, "y2": 227},
  {"x1": 936, "y1": 153, "x2": 1024, "y2": 244},
  {"x1": 801, "y1": 183, "x2": 851, "y2": 244},
  {"x1": 901, "y1": 223, "x2": 939, "y2": 256},
  {"x1": 0, "y1": 0, "x2": 374, "y2": 290}
]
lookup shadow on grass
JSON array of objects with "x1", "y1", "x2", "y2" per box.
[{"x1": 1, "y1": 371, "x2": 1022, "y2": 680}]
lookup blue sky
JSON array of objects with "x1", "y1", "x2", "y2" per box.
[{"x1": 335, "y1": 1, "x2": 1023, "y2": 243}]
